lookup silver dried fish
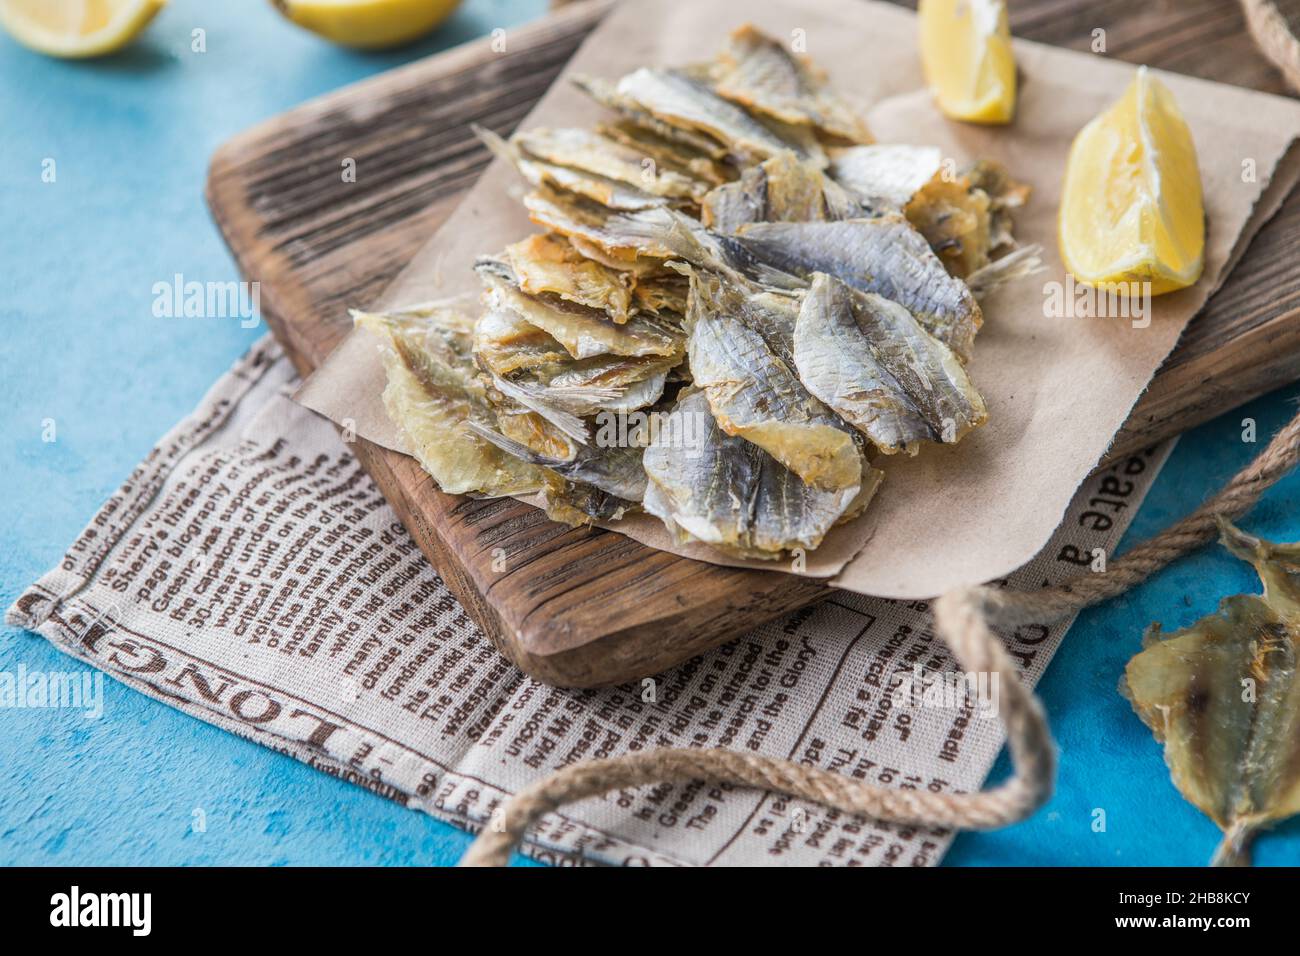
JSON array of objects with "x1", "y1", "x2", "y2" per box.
[
  {"x1": 795, "y1": 273, "x2": 987, "y2": 454},
  {"x1": 711, "y1": 24, "x2": 873, "y2": 144},
  {"x1": 734, "y1": 216, "x2": 983, "y2": 361},
  {"x1": 688, "y1": 270, "x2": 863, "y2": 490},
  {"x1": 641, "y1": 389, "x2": 878, "y2": 558}
]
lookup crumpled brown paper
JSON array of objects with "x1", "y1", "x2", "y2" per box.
[{"x1": 296, "y1": 0, "x2": 1300, "y2": 599}]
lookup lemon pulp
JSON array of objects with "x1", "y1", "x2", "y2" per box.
[
  {"x1": 1059, "y1": 67, "x2": 1205, "y2": 296},
  {"x1": 0, "y1": 0, "x2": 165, "y2": 58},
  {"x1": 918, "y1": 0, "x2": 1016, "y2": 124}
]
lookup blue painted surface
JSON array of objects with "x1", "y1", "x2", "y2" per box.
[{"x1": 1, "y1": 0, "x2": 1297, "y2": 868}]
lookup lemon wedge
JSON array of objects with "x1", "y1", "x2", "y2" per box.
[
  {"x1": 272, "y1": 0, "x2": 462, "y2": 50},
  {"x1": 918, "y1": 0, "x2": 1016, "y2": 123},
  {"x1": 1059, "y1": 67, "x2": 1205, "y2": 296},
  {"x1": 0, "y1": 0, "x2": 165, "y2": 58}
]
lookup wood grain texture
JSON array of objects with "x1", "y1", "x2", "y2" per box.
[{"x1": 207, "y1": 0, "x2": 1300, "y2": 687}]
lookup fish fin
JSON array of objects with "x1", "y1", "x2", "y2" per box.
[
  {"x1": 490, "y1": 374, "x2": 590, "y2": 444},
  {"x1": 967, "y1": 243, "x2": 1044, "y2": 297},
  {"x1": 465, "y1": 420, "x2": 554, "y2": 466}
]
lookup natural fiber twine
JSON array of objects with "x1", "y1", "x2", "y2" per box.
[
  {"x1": 1241, "y1": 0, "x2": 1300, "y2": 94},
  {"x1": 460, "y1": 407, "x2": 1300, "y2": 866}
]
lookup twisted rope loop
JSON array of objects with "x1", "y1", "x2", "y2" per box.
[{"x1": 461, "y1": 409, "x2": 1300, "y2": 867}]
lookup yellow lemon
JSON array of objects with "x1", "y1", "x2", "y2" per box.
[
  {"x1": 272, "y1": 0, "x2": 462, "y2": 50},
  {"x1": 0, "y1": 0, "x2": 165, "y2": 58},
  {"x1": 918, "y1": 0, "x2": 1016, "y2": 123},
  {"x1": 1059, "y1": 67, "x2": 1205, "y2": 296}
]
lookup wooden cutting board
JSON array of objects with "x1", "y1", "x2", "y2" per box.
[{"x1": 207, "y1": 0, "x2": 1300, "y2": 688}]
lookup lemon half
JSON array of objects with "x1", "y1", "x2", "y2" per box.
[
  {"x1": 1059, "y1": 67, "x2": 1205, "y2": 296},
  {"x1": 918, "y1": 0, "x2": 1016, "y2": 124},
  {"x1": 0, "y1": 0, "x2": 165, "y2": 58},
  {"x1": 273, "y1": 0, "x2": 462, "y2": 50}
]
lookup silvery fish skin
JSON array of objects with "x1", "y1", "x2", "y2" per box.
[
  {"x1": 478, "y1": 261, "x2": 685, "y2": 361},
  {"x1": 689, "y1": 270, "x2": 863, "y2": 490},
  {"x1": 641, "y1": 390, "x2": 876, "y2": 558},
  {"x1": 354, "y1": 308, "x2": 549, "y2": 497},
  {"x1": 571, "y1": 73, "x2": 732, "y2": 160},
  {"x1": 795, "y1": 274, "x2": 987, "y2": 454},
  {"x1": 538, "y1": 354, "x2": 675, "y2": 415},
  {"x1": 702, "y1": 151, "x2": 863, "y2": 234},
  {"x1": 1122, "y1": 519, "x2": 1300, "y2": 867},
  {"x1": 477, "y1": 125, "x2": 671, "y2": 212},
  {"x1": 735, "y1": 216, "x2": 982, "y2": 361},
  {"x1": 515, "y1": 127, "x2": 710, "y2": 202},
  {"x1": 615, "y1": 67, "x2": 820, "y2": 166},
  {"x1": 523, "y1": 185, "x2": 676, "y2": 265},
  {"x1": 711, "y1": 24, "x2": 873, "y2": 144},
  {"x1": 829, "y1": 144, "x2": 945, "y2": 210},
  {"x1": 468, "y1": 421, "x2": 647, "y2": 504},
  {"x1": 832, "y1": 147, "x2": 1032, "y2": 277},
  {"x1": 596, "y1": 120, "x2": 735, "y2": 187}
]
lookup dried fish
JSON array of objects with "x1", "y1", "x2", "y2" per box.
[
  {"x1": 711, "y1": 24, "x2": 873, "y2": 144},
  {"x1": 478, "y1": 259, "x2": 685, "y2": 360},
  {"x1": 473, "y1": 306, "x2": 571, "y2": 378},
  {"x1": 829, "y1": 144, "x2": 945, "y2": 211},
  {"x1": 615, "y1": 67, "x2": 821, "y2": 165},
  {"x1": 502, "y1": 233, "x2": 635, "y2": 322},
  {"x1": 688, "y1": 270, "x2": 863, "y2": 490},
  {"x1": 468, "y1": 421, "x2": 647, "y2": 504},
  {"x1": 795, "y1": 274, "x2": 987, "y2": 454},
  {"x1": 832, "y1": 146, "x2": 1031, "y2": 276},
  {"x1": 734, "y1": 216, "x2": 983, "y2": 361},
  {"x1": 354, "y1": 307, "x2": 550, "y2": 496},
  {"x1": 702, "y1": 150, "x2": 863, "y2": 233},
  {"x1": 523, "y1": 184, "x2": 675, "y2": 265},
  {"x1": 596, "y1": 120, "x2": 735, "y2": 187},
  {"x1": 572, "y1": 73, "x2": 732, "y2": 160},
  {"x1": 642, "y1": 390, "x2": 878, "y2": 558},
  {"x1": 1122, "y1": 519, "x2": 1300, "y2": 867},
  {"x1": 515, "y1": 127, "x2": 711, "y2": 202},
  {"x1": 542, "y1": 482, "x2": 636, "y2": 525},
  {"x1": 477, "y1": 125, "x2": 671, "y2": 212}
]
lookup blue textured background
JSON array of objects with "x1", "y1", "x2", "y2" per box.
[{"x1": 2, "y1": 0, "x2": 1298, "y2": 867}]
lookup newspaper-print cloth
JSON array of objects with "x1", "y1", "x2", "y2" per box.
[{"x1": 8, "y1": 336, "x2": 1171, "y2": 866}]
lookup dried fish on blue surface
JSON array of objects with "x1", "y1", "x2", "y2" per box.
[{"x1": 1122, "y1": 519, "x2": 1300, "y2": 867}]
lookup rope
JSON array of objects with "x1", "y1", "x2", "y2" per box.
[
  {"x1": 1240, "y1": 0, "x2": 1300, "y2": 94},
  {"x1": 460, "y1": 406, "x2": 1300, "y2": 866}
]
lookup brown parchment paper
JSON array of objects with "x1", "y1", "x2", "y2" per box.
[{"x1": 296, "y1": 0, "x2": 1300, "y2": 599}]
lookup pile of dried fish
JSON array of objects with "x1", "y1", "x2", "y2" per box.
[{"x1": 359, "y1": 24, "x2": 1034, "y2": 560}]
